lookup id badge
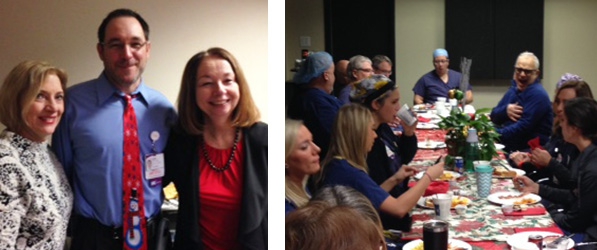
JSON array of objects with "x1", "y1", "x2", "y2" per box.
[{"x1": 145, "y1": 153, "x2": 165, "y2": 186}]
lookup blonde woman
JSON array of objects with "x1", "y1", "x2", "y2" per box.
[
  {"x1": 285, "y1": 119, "x2": 321, "y2": 214},
  {"x1": 0, "y1": 60, "x2": 72, "y2": 249},
  {"x1": 316, "y1": 104, "x2": 444, "y2": 223}
]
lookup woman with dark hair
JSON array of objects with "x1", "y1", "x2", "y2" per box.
[
  {"x1": 515, "y1": 97, "x2": 597, "y2": 242},
  {"x1": 511, "y1": 78, "x2": 593, "y2": 190},
  {"x1": 165, "y1": 47, "x2": 266, "y2": 249},
  {"x1": 350, "y1": 74, "x2": 419, "y2": 231}
]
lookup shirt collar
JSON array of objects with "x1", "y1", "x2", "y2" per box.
[{"x1": 95, "y1": 72, "x2": 149, "y2": 106}]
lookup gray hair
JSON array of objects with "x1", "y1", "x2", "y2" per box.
[
  {"x1": 347, "y1": 55, "x2": 372, "y2": 81},
  {"x1": 515, "y1": 51, "x2": 540, "y2": 70},
  {"x1": 372, "y1": 55, "x2": 392, "y2": 70}
]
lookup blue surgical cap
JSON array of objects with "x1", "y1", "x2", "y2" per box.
[
  {"x1": 293, "y1": 51, "x2": 334, "y2": 85},
  {"x1": 433, "y1": 48, "x2": 449, "y2": 59}
]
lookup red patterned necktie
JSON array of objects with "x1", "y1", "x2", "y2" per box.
[{"x1": 122, "y1": 94, "x2": 147, "y2": 250}]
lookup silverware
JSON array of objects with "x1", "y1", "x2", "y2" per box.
[
  {"x1": 546, "y1": 233, "x2": 574, "y2": 248},
  {"x1": 575, "y1": 242, "x2": 597, "y2": 247}
]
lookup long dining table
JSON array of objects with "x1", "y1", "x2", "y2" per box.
[{"x1": 403, "y1": 127, "x2": 565, "y2": 250}]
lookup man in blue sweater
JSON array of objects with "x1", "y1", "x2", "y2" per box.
[{"x1": 490, "y1": 51, "x2": 553, "y2": 152}]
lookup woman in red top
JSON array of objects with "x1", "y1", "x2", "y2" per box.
[{"x1": 165, "y1": 47, "x2": 267, "y2": 250}]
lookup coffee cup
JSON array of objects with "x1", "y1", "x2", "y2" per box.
[{"x1": 432, "y1": 194, "x2": 452, "y2": 221}]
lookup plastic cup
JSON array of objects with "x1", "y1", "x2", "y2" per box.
[
  {"x1": 473, "y1": 160, "x2": 491, "y2": 171},
  {"x1": 423, "y1": 220, "x2": 449, "y2": 250},
  {"x1": 455, "y1": 205, "x2": 466, "y2": 216},
  {"x1": 501, "y1": 204, "x2": 514, "y2": 215},
  {"x1": 475, "y1": 165, "x2": 494, "y2": 198},
  {"x1": 397, "y1": 104, "x2": 417, "y2": 126},
  {"x1": 437, "y1": 97, "x2": 447, "y2": 102},
  {"x1": 432, "y1": 194, "x2": 452, "y2": 221}
]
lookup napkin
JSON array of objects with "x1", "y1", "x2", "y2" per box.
[
  {"x1": 515, "y1": 225, "x2": 564, "y2": 235},
  {"x1": 506, "y1": 207, "x2": 547, "y2": 216},
  {"x1": 417, "y1": 116, "x2": 431, "y2": 123},
  {"x1": 527, "y1": 137, "x2": 544, "y2": 150},
  {"x1": 408, "y1": 181, "x2": 449, "y2": 196}
]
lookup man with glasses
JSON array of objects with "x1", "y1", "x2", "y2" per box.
[
  {"x1": 52, "y1": 8, "x2": 176, "y2": 250},
  {"x1": 490, "y1": 51, "x2": 553, "y2": 152},
  {"x1": 412, "y1": 48, "x2": 473, "y2": 104},
  {"x1": 372, "y1": 55, "x2": 393, "y2": 78},
  {"x1": 336, "y1": 55, "x2": 373, "y2": 105}
]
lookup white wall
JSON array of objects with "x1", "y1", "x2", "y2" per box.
[
  {"x1": 0, "y1": 0, "x2": 268, "y2": 130},
  {"x1": 285, "y1": 0, "x2": 597, "y2": 109}
]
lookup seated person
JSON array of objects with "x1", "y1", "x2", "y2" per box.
[
  {"x1": 315, "y1": 104, "x2": 445, "y2": 232},
  {"x1": 287, "y1": 51, "x2": 340, "y2": 158},
  {"x1": 336, "y1": 55, "x2": 373, "y2": 105},
  {"x1": 412, "y1": 48, "x2": 473, "y2": 104},
  {"x1": 310, "y1": 185, "x2": 402, "y2": 250},
  {"x1": 286, "y1": 201, "x2": 387, "y2": 250},
  {"x1": 285, "y1": 119, "x2": 321, "y2": 215},
  {"x1": 372, "y1": 55, "x2": 393, "y2": 78},
  {"x1": 331, "y1": 59, "x2": 349, "y2": 101},
  {"x1": 510, "y1": 77, "x2": 592, "y2": 191},
  {"x1": 514, "y1": 97, "x2": 597, "y2": 243},
  {"x1": 490, "y1": 51, "x2": 553, "y2": 152},
  {"x1": 350, "y1": 74, "x2": 418, "y2": 231}
]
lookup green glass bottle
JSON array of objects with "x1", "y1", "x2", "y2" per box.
[{"x1": 465, "y1": 128, "x2": 479, "y2": 172}]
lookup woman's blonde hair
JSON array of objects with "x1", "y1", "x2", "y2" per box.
[
  {"x1": 317, "y1": 104, "x2": 373, "y2": 185},
  {"x1": 286, "y1": 202, "x2": 386, "y2": 250},
  {"x1": 285, "y1": 118, "x2": 310, "y2": 208},
  {"x1": 0, "y1": 60, "x2": 67, "y2": 132},
  {"x1": 176, "y1": 47, "x2": 260, "y2": 135}
]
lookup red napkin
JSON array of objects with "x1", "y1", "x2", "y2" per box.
[
  {"x1": 528, "y1": 136, "x2": 544, "y2": 150},
  {"x1": 506, "y1": 207, "x2": 547, "y2": 216},
  {"x1": 417, "y1": 116, "x2": 431, "y2": 123},
  {"x1": 408, "y1": 181, "x2": 449, "y2": 196},
  {"x1": 515, "y1": 225, "x2": 564, "y2": 235}
]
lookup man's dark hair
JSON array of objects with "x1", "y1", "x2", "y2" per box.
[{"x1": 97, "y1": 8, "x2": 150, "y2": 43}]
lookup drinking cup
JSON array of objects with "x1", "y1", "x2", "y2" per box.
[
  {"x1": 475, "y1": 165, "x2": 494, "y2": 198},
  {"x1": 397, "y1": 104, "x2": 417, "y2": 126},
  {"x1": 423, "y1": 220, "x2": 449, "y2": 250},
  {"x1": 432, "y1": 194, "x2": 452, "y2": 221}
]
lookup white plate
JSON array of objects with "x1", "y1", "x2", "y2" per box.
[
  {"x1": 486, "y1": 191, "x2": 541, "y2": 205},
  {"x1": 495, "y1": 143, "x2": 505, "y2": 150},
  {"x1": 493, "y1": 168, "x2": 526, "y2": 179},
  {"x1": 417, "y1": 195, "x2": 472, "y2": 209},
  {"x1": 418, "y1": 141, "x2": 446, "y2": 149},
  {"x1": 507, "y1": 231, "x2": 574, "y2": 249},
  {"x1": 414, "y1": 170, "x2": 460, "y2": 181},
  {"x1": 416, "y1": 123, "x2": 439, "y2": 129},
  {"x1": 403, "y1": 239, "x2": 472, "y2": 250}
]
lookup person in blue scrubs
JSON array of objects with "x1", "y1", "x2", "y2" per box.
[
  {"x1": 413, "y1": 48, "x2": 473, "y2": 104},
  {"x1": 285, "y1": 119, "x2": 321, "y2": 215},
  {"x1": 315, "y1": 104, "x2": 445, "y2": 227}
]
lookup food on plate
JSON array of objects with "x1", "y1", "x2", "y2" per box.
[
  {"x1": 493, "y1": 169, "x2": 518, "y2": 178},
  {"x1": 438, "y1": 172, "x2": 454, "y2": 181},
  {"x1": 498, "y1": 194, "x2": 524, "y2": 199},
  {"x1": 514, "y1": 198, "x2": 537, "y2": 205},
  {"x1": 425, "y1": 196, "x2": 469, "y2": 208},
  {"x1": 163, "y1": 182, "x2": 178, "y2": 200},
  {"x1": 513, "y1": 204, "x2": 528, "y2": 211},
  {"x1": 412, "y1": 242, "x2": 467, "y2": 250}
]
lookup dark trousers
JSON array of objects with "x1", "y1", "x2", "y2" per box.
[{"x1": 70, "y1": 214, "x2": 172, "y2": 250}]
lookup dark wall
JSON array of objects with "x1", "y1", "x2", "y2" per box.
[
  {"x1": 446, "y1": 0, "x2": 544, "y2": 80},
  {"x1": 324, "y1": 0, "x2": 395, "y2": 81}
]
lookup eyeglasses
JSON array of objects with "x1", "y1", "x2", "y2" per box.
[
  {"x1": 377, "y1": 70, "x2": 392, "y2": 76},
  {"x1": 357, "y1": 68, "x2": 374, "y2": 73},
  {"x1": 102, "y1": 41, "x2": 148, "y2": 52},
  {"x1": 434, "y1": 60, "x2": 449, "y2": 64},
  {"x1": 514, "y1": 67, "x2": 537, "y2": 75}
]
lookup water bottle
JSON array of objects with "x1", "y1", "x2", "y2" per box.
[{"x1": 465, "y1": 128, "x2": 479, "y2": 172}]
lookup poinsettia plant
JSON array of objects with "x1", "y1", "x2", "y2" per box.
[{"x1": 438, "y1": 101, "x2": 500, "y2": 162}]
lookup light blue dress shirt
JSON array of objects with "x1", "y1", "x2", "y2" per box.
[{"x1": 52, "y1": 73, "x2": 177, "y2": 227}]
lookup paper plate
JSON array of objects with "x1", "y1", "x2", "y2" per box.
[
  {"x1": 493, "y1": 168, "x2": 526, "y2": 179},
  {"x1": 415, "y1": 170, "x2": 460, "y2": 181},
  {"x1": 507, "y1": 231, "x2": 574, "y2": 249},
  {"x1": 418, "y1": 141, "x2": 446, "y2": 149},
  {"x1": 487, "y1": 191, "x2": 541, "y2": 205},
  {"x1": 416, "y1": 123, "x2": 439, "y2": 130},
  {"x1": 403, "y1": 239, "x2": 472, "y2": 250},
  {"x1": 417, "y1": 195, "x2": 472, "y2": 209}
]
